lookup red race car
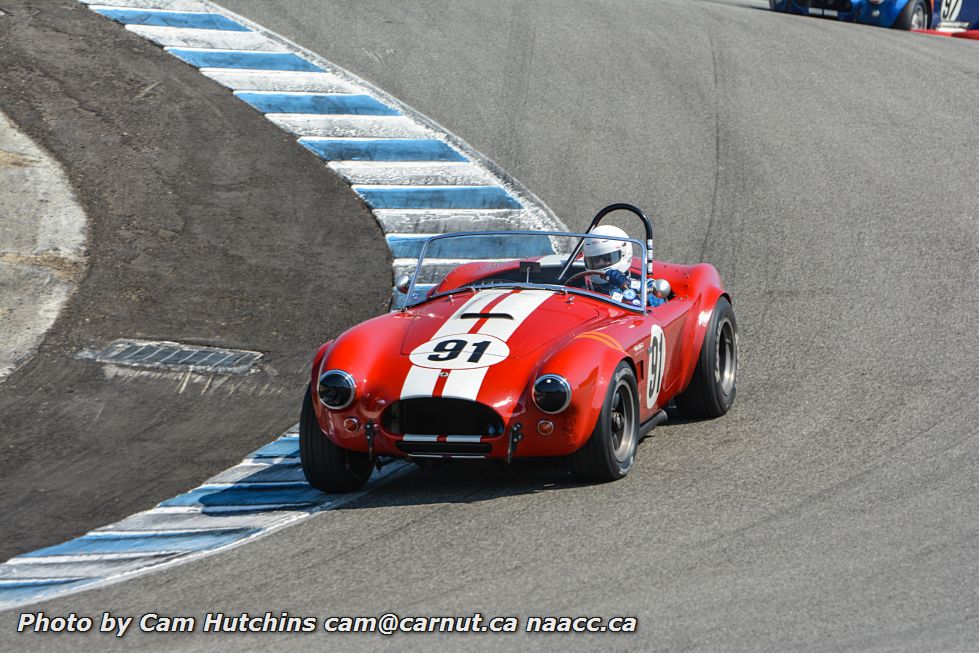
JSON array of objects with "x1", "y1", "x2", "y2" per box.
[{"x1": 301, "y1": 204, "x2": 737, "y2": 491}]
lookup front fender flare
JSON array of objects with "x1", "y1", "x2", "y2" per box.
[{"x1": 533, "y1": 335, "x2": 631, "y2": 454}]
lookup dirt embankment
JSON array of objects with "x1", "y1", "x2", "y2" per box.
[{"x1": 0, "y1": 0, "x2": 390, "y2": 560}]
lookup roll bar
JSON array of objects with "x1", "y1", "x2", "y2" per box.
[{"x1": 556, "y1": 203, "x2": 655, "y2": 281}]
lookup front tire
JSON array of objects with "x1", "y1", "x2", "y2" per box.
[
  {"x1": 675, "y1": 297, "x2": 738, "y2": 419},
  {"x1": 300, "y1": 385, "x2": 372, "y2": 493},
  {"x1": 568, "y1": 361, "x2": 640, "y2": 483},
  {"x1": 894, "y1": 0, "x2": 928, "y2": 30}
]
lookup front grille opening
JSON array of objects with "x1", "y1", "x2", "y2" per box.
[
  {"x1": 382, "y1": 398, "x2": 504, "y2": 436},
  {"x1": 396, "y1": 442, "x2": 492, "y2": 456}
]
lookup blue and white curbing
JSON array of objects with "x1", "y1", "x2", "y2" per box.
[
  {"x1": 82, "y1": 0, "x2": 565, "y2": 305},
  {"x1": 0, "y1": 0, "x2": 564, "y2": 609},
  {"x1": 0, "y1": 427, "x2": 409, "y2": 608}
]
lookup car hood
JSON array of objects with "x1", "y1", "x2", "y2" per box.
[
  {"x1": 399, "y1": 288, "x2": 602, "y2": 359},
  {"x1": 321, "y1": 288, "x2": 616, "y2": 417}
]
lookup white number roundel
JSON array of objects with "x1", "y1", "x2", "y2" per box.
[
  {"x1": 942, "y1": 0, "x2": 962, "y2": 21},
  {"x1": 409, "y1": 333, "x2": 510, "y2": 370},
  {"x1": 646, "y1": 325, "x2": 667, "y2": 409}
]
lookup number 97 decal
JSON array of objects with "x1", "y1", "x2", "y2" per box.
[
  {"x1": 646, "y1": 325, "x2": 666, "y2": 409},
  {"x1": 409, "y1": 333, "x2": 510, "y2": 370}
]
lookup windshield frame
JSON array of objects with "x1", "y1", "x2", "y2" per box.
[{"x1": 404, "y1": 230, "x2": 649, "y2": 313}]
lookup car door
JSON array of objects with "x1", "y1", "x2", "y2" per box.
[{"x1": 646, "y1": 298, "x2": 691, "y2": 403}]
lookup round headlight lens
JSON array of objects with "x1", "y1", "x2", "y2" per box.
[
  {"x1": 318, "y1": 370, "x2": 356, "y2": 409},
  {"x1": 533, "y1": 374, "x2": 571, "y2": 414}
]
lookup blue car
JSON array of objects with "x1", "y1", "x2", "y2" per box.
[
  {"x1": 769, "y1": 0, "x2": 933, "y2": 30},
  {"x1": 933, "y1": 0, "x2": 979, "y2": 30}
]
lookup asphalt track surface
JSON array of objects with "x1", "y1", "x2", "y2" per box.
[{"x1": 3, "y1": 0, "x2": 978, "y2": 651}]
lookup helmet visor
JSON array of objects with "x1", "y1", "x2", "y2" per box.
[{"x1": 584, "y1": 250, "x2": 622, "y2": 270}]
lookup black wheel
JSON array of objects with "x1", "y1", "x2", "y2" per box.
[
  {"x1": 300, "y1": 385, "x2": 372, "y2": 493},
  {"x1": 568, "y1": 361, "x2": 640, "y2": 483},
  {"x1": 893, "y1": 0, "x2": 928, "y2": 30},
  {"x1": 675, "y1": 297, "x2": 738, "y2": 419}
]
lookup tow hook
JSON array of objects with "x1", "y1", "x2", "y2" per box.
[
  {"x1": 365, "y1": 420, "x2": 376, "y2": 464},
  {"x1": 507, "y1": 423, "x2": 523, "y2": 464}
]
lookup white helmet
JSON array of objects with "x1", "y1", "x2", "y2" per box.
[{"x1": 583, "y1": 225, "x2": 632, "y2": 280}]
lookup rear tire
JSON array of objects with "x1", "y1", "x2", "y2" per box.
[
  {"x1": 893, "y1": 0, "x2": 928, "y2": 30},
  {"x1": 675, "y1": 297, "x2": 738, "y2": 419},
  {"x1": 300, "y1": 385, "x2": 372, "y2": 493},
  {"x1": 568, "y1": 362, "x2": 639, "y2": 483}
]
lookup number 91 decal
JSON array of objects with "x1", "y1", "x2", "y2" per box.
[
  {"x1": 646, "y1": 325, "x2": 666, "y2": 409},
  {"x1": 409, "y1": 333, "x2": 510, "y2": 370}
]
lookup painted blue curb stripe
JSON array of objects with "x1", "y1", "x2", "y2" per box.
[
  {"x1": 0, "y1": 579, "x2": 94, "y2": 604},
  {"x1": 300, "y1": 138, "x2": 465, "y2": 162},
  {"x1": 94, "y1": 9, "x2": 250, "y2": 32},
  {"x1": 236, "y1": 93, "x2": 398, "y2": 116},
  {"x1": 19, "y1": 529, "x2": 261, "y2": 557},
  {"x1": 167, "y1": 49, "x2": 323, "y2": 72},
  {"x1": 386, "y1": 234, "x2": 555, "y2": 259},
  {"x1": 358, "y1": 186, "x2": 522, "y2": 210},
  {"x1": 211, "y1": 463, "x2": 305, "y2": 485},
  {"x1": 160, "y1": 484, "x2": 322, "y2": 508},
  {"x1": 0, "y1": 578, "x2": 87, "y2": 589},
  {"x1": 249, "y1": 435, "x2": 299, "y2": 459}
]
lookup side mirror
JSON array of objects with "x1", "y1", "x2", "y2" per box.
[
  {"x1": 395, "y1": 274, "x2": 412, "y2": 294},
  {"x1": 651, "y1": 278, "x2": 671, "y2": 300}
]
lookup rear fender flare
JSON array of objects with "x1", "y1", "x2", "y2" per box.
[{"x1": 675, "y1": 264, "x2": 731, "y2": 394}]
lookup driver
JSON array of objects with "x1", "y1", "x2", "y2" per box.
[{"x1": 583, "y1": 225, "x2": 664, "y2": 307}]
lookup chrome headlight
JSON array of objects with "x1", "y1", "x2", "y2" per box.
[
  {"x1": 533, "y1": 374, "x2": 571, "y2": 414},
  {"x1": 318, "y1": 370, "x2": 355, "y2": 409}
]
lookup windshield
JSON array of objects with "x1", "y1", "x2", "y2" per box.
[{"x1": 401, "y1": 231, "x2": 648, "y2": 311}]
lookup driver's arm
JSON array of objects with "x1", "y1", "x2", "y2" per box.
[
  {"x1": 604, "y1": 269, "x2": 631, "y2": 290},
  {"x1": 608, "y1": 270, "x2": 665, "y2": 307}
]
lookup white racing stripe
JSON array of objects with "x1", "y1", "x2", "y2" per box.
[
  {"x1": 441, "y1": 289, "x2": 552, "y2": 400},
  {"x1": 440, "y1": 367, "x2": 488, "y2": 401},
  {"x1": 476, "y1": 289, "x2": 552, "y2": 341},
  {"x1": 432, "y1": 289, "x2": 512, "y2": 338},
  {"x1": 400, "y1": 366, "x2": 441, "y2": 399},
  {"x1": 399, "y1": 289, "x2": 511, "y2": 399}
]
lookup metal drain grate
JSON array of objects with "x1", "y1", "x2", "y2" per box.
[{"x1": 77, "y1": 339, "x2": 262, "y2": 374}]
